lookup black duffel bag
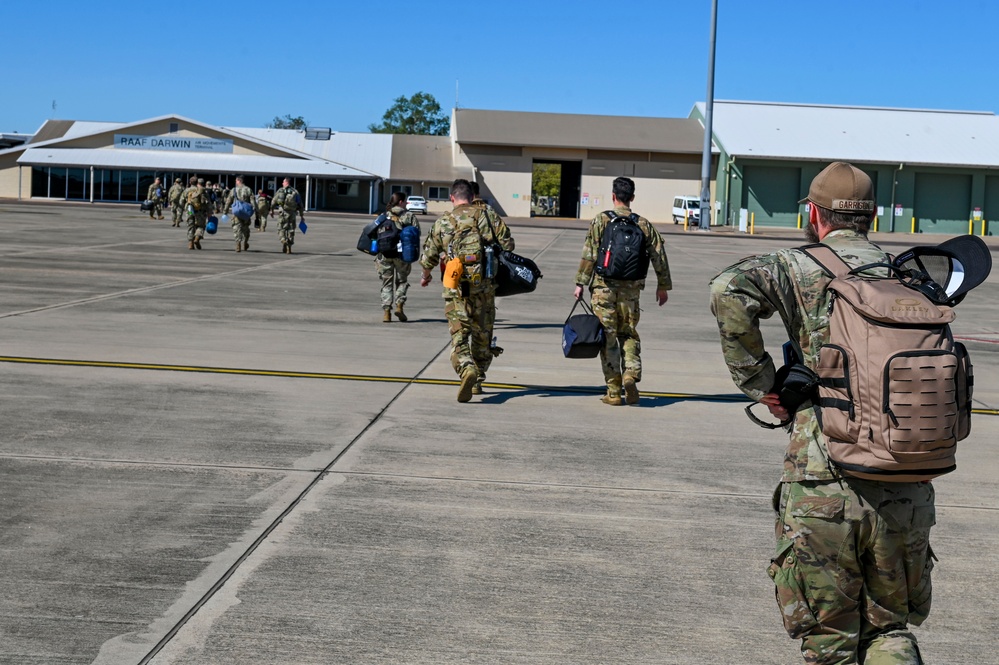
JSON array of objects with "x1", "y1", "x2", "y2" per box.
[
  {"x1": 495, "y1": 248, "x2": 542, "y2": 297},
  {"x1": 562, "y1": 297, "x2": 604, "y2": 358},
  {"x1": 357, "y1": 214, "x2": 384, "y2": 255},
  {"x1": 140, "y1": 200, "x2": 155, "y2": 212}
]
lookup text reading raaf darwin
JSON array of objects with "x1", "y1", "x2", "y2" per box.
[{"x1": 113, "y1": 134, "x2": 234, "y2": 153}]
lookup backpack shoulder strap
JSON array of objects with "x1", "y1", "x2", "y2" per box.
[{"x1": 798, "y1": 243, "x2": 849, "y2": 278}]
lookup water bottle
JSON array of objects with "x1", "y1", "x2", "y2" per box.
[
  {"x1": 490, "y1": 336, "x2": 497, "y2": 350},
  {"x1": 370, "y1": 238, "x2": 378, "y2": 253},
  {"x1": 484, "y1": 245, "x2": 495, "y2": 279}
]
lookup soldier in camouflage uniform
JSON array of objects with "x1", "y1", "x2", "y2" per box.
[
  {"x1": 709, "y1": 163, "x2": 935, "y2": 665},
  {"x1": 271, "y1": 177, "x2": 304, "y2": 254},
  {"x1": 573, "y1": 177, "x2": 671, "y2": 406},
  {"x1": 146, "y1": 177, "x2": 166, "y2": 220},
  {"x1": 255, "y1": 190, "x2": 270, "y2": 231},
  {"x1": 168, "y1": 177, "x2": 185, "y2": 226},
  {"x1": 377, "y1": 192, "x2": 420, "y2": 323},
  {"x1": 224, "y1": 176, "x2": 255, "y2": 252},
  {"x1": 183, "y1": 177, "x2": 210, "y2": 250},
  {"x1": 420, "y1": 179, "x2": 514, "y2": 402}
]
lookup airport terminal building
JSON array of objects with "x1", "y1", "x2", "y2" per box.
[{"x1": 3, "y1": 102, "x2": 999, "y2": 232}]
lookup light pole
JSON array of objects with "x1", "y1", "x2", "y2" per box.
[{"x1": 699, "y1": 0, "x2": 718, "y2": 230}]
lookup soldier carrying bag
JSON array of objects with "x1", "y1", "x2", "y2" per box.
[{"x1": 482, "y1": 214, "x2": 542, "y2": 297}]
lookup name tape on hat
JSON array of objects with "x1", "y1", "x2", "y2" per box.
[{"x1": 832, "y1": 199, "x2": 875, "y2": 212}]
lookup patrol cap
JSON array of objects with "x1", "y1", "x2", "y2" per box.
[
  {"x1": 197, "y1": 178, "x2": 205, "y2": 185},
  {"x1": 799, "y1": 162, "x2": 875, "y2": 213},
  {"x1": 893, "y1": 235, "x2": 992, "y2": 305}
]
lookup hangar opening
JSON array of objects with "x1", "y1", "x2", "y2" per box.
[{"x1": 531, "y1": 159, "x2": 581, "y2": 218}]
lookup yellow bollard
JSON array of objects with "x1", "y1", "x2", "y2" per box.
[
  {"x1": 684, "y1": 210, "x2": 689, "y2": 231},
  {"x1": 983, "y1": 219, "x2": 989, "y2": 236},
  {"x1": 797, "y1": 213, "x2": 802, "y2": 229},
  {"x1": 750, "y1": 212, "x2": 755, "y2": 235},
  {"x1": 969, "y1": 219, "x2": 974, "y2": 236},
  {"x1": 911, "y1": 217, "x2": 916, "y2": 234},
  {"x1": 873, "y1": 215, "x2": 878, "y2": 233}
]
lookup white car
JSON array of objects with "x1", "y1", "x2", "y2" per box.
[{"x1": 406, "y1": 196, "x2": 428, "y2": 214}]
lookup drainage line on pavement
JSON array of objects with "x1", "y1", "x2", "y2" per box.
[{"x1": 135, "y1": 341, "x2": 452, "y2": 664}]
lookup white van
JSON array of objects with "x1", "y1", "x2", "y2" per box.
[{"x1": 672, "y1": 196, "x2": 700, "y2": 224}]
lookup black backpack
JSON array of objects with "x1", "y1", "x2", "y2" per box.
[
  {"x1": 594, "y1": 212, "x2": 649, "y2": 281},
  {"x1": 376, "y1": 215, "x2": 401, "y2": 258}
]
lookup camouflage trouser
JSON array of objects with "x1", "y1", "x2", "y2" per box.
[
  {"x1": 186, "y1": 210, "x2": 207, "y2": 241},
  {"x1": 231, "y1": 217, "x2": 251, "y2": 245},
  {"x1": 444, "y1": 290, "x2": 496, "y2": 380},
  {"x1": 770, "y1": 479, "x2": 935, "y2": 665},
  {"x1": 256, "y1": 208, "x2": 269, "y2": 231},
  {"x1": 170, "y1": 200, "x2": 183, "y2": 225},
  {"x1": 377, "y1": 258, "x2": 411, "y2": 309},
  {"x1": 590, "y1": 283, "x2": 642, "y2": 390},
  {"x1": 149, "y1": 200, "x2": 163, "y2": 218},
  {"x1": 277, "y1": 210, "x2": 296, "y2": 247}
]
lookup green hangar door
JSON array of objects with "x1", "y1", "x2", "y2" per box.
[
  {"x1": 742, "y1": 165, "x2": 801, "y2": 228},
  {"x1": 914, "y1": 173, "x2": 972, "y2": 234},
  {"x1": 984, "y1": 175, "x2": 999, "y2": 235}
]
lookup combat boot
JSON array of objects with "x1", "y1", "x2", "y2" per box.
[
  {"x1": 623, "y1": 373, "x2": 640, "y2": 405},
  {"x1": 395, "y1": 303, "x2": 408, "y2": 322},
  {"x1": 243, "y1": 240, "x2": 249, "y2": 251},
  {"x1": 601, "y1": 391, "x2": 623, "y2": 406},
  {"x1": 188, "y1": 240, "x2": 195, "y2": 250},
  {"x1": 471, "y1": 381, "x2": 483, "y2": 395},
  {"x1": 457, "y1": 367, "x2": 477, "y2": 403},
  {"x1": 286, "y1": 245, "x2": 293, "y2": 254},
  {"x1": 194, "y1": 237, "x2": 202, "y2": 250},
  {"x1": 383, "y1": 309, "x2": 392, "y2": 323},
  {"x1": 236, "y1": 241, "x2": 241, "y2": 252}
]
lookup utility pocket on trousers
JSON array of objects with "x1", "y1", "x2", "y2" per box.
[{"x1": 768, "y1": 537, "x2": 818, "y2": 638}]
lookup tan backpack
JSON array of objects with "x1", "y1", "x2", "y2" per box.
[{"x1": 802, "y1": 244, "x2": 972, "y2": 482}]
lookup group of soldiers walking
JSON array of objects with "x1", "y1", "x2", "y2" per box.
[{"x1": 146, "y1": 176, "x2": 303, "y2": 252}]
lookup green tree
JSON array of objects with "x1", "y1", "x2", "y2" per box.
[
  {"x1": 266, "y1": 114, "x2": 308, "y2": 130},
  {"x1": 369, "y1": 92, "x2": 450, "y2": 135},
  {"x1": 532, "y1": 163, "x2": 561, "y2": 199}
]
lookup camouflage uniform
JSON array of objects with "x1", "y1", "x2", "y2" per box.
[
  {"x1": 574, "y1": 205, "x2": 671, "y2": 396},
  {"x1": 376, "y1": 205, "x2": 420, "y2": 312},
  {"x1": 272, "y1": 185, "x2": 304, "y2": 252},
  {"x1": 225, "y1": 184, "x2": 255, "y2": 251},
  {"x1": 146, "y1": 181, "x2": 165, "y2": 219},
  {"x1": 709, "y1": 229, "x2": 935, "y2": 664},
  {"x1": 167, "y1": 180, "x2": 185, "y2": 226},
  {"x1": 255, "y1": 194, "x2": 271, "y2": 231},
  {"x1": 183, "y1": 184, "x2": 210, "y2": 248},
  {"x1": 420, "y1": 202, "x2": 514, "y2": 383}
]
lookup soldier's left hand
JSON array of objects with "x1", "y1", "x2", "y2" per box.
[{"x1": 656, "y1": 289, "x2": 669, "y2": 306}]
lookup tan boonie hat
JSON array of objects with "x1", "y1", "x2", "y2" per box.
[{"x1": 799, "y1": 161, "x2": 874, "y2": 213}]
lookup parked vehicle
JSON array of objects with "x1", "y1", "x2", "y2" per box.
[
  {"x1": 672, "y1": 196, "x2": 700, "y2": 224},
  {"x1": 406, "y1": 196, "x2": 428, "y2": 214}
]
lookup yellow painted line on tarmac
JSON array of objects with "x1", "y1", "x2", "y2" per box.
[{"x1": 0, "y1": 354, "x2": 996, "y2": 415}]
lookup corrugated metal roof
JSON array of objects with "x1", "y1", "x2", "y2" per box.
[
  {"x1": 389, "y1": 134, "x2": 472, "y2": 181},
  {"x1": 454, "y1": 108, "x2": 709, "y2": 153},
  {"x1": 229, "y1": 127, "x2": 392, "y2": 177},
  {"x1": 17, "y1": 148, "x2": 373, "y2": 177},
  {"x1": 699, "y1": 101, "x2": 999, "y2": 167}
]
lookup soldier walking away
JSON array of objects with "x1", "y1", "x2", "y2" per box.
[
  {"x1": 225, "y1": 176, "x2": 255, "y2": 252},
  {"x1": 573, "y1": 177, "x2": 671, "y2": 406},
  {"x1": 183, "y1": 177, "x2": 210, "y2": 250},
  {"x1": 271, "y1": 177, "x2": 304, "y2": 253},
  {"x1": 376, "y1": 192, "x2": 420, "y2": 322},
  {"x1": 420, "y1": 179, "x2": 514, "y2": 402},
  {"x1": 146, "y1": 176, "x2": 166, "y2": 220},
  {"x1": 168, "y1": 177, "x2": 185, "y2": 226},
  {"x1": 710, "y1": 162, "x2": 936, "y2": 664},
  {"x1": 255, "y1": 189, "x2": 270, "y2": 231}
]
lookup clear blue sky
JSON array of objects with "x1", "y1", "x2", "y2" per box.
[{"x1": 2, "y1": 0, "x2": 995, "y2": 134}]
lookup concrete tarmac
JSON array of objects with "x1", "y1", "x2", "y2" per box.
[{"x1": 1, "y1": 202, "x2": 997, "y2": 664}]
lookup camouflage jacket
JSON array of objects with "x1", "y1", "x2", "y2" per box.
[
  {"x1": 147, "y1": 183, "x2": 165, "y2": 202},
  {"x1": 471, "y1": 199, "x2": 516, "y2": 252},
  {"x1": 388, "y1": 205, "x2": 420, "y2": 232},
  {"x1": 225, "y1": 184, "x2": 254, "y2": 208},
  {"x1": 708, "y1": 229, "x2": 889, "y2": 481},
  {"x1": 183, "y1": 185, "x2": 210, "y2": 212},
  {"x1": 273, "y1": 186, "x2": 303, "y2": 215},
  {"x1": 575, "y1": 205, "x2": 672, "y2": 291},
  {"x1": 167, "y1": 183, "x2": 184, "y2": 204},
  {"x1": 419, "y1": 203, "x2": 514, "y2": 298}
]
